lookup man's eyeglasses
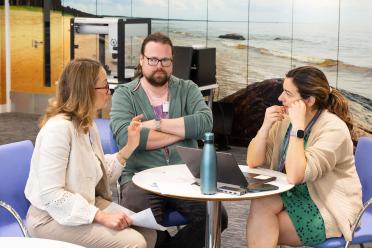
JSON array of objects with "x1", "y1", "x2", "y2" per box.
[
  {"x1": 144, "y1": 55, "x2": 173, "y2": 67},
  {"x1": 95, "y1": 83, "x2": 110, "y2": 94}
]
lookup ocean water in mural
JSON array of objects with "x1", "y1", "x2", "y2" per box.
[{"x1": 151, "y1": 20, "x2": 372, "y2": 101}]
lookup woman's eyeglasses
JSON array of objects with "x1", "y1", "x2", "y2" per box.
[{"x1": 95, "y1": 83, "x2": 110, "y2": 94}]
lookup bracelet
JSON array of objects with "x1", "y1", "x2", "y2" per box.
[{"x1": 121, "y1": 154, "x2": 129, "y2": 161}]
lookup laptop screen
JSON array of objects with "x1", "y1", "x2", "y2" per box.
[{"x1": 176, "y1": 146, "x2": 248, "y2": 187}]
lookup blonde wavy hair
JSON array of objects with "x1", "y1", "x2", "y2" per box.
[{"x1": 40, "y1": 58, "x2": 102, "y2": 133}]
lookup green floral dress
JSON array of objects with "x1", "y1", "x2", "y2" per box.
[{"x1": 281, "y1": 183, "x2": 326, "y2": 246}]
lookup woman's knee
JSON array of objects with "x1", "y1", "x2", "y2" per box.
[
  {"x1": 249, "y1": 195, "x2": 283, "y2": 214},
  {"x1": 126, "y1": 227, "x2": 157, "y2": 248},
  {"x1": 117, "y1": 228, "x2": 148, "y2": 248},
  {"x1": 140, "y1": 228, "x2": 157, "y2": 248}
]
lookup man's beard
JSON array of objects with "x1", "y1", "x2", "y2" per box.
[{"x1": 145, "y1": 69, "x2": 170, "y2": 87}]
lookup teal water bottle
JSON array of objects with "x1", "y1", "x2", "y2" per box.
[{"x1": 200, "y1": 132, "x2": 217, "y2": 195}]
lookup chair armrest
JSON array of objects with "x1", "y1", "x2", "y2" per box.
[
  {"x1": 350, "y1": 198, "x2": 372, "y2": 236},
  {"x1": 0, "y1": 200, "x2": 30, "y2": 237}
]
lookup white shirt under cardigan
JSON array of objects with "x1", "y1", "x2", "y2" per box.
[{"x1": 25, "y1": 115, "x2": 123, "y2": 226}]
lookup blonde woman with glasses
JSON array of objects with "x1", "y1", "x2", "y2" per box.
[{"x1": 25, "y1": 58, "x2": 156, "y2": 248}]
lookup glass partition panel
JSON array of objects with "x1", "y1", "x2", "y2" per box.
[
  {"x1": 207, "y1": 21, "x2": 248, "y2": 100},
  {"x1": 208, "y1": 0, "x2": 247, "y2": 22},
  {"x1": 208, "y1": 0, "x2": 249, "y2": 100},
  {"x1": 292, "y1": 0, "x2": 339, "y2": 86},
  {"x1": 169, "y1": 0, "x2": 207, "y2": 42},
  {"x1": 169, "y1": 0, "x2": 206, "y2": 20},
  {"x1": 248, "y1": 0, "x2": 292, "y2": 84},
  {"x1": 124, "y1": 23, "x2": 149, "y2": 70},
  {"x1": 133, "y1": 0, "x2": 168, "y2": 19},
  {"x1": 169, "y1": 21, "x2": 207, "y2": 47},
  {"x1": 338, "y1": 0, "x2": 372, "y2": 100},
  {"x1": 152, "y1": 20, "x2": 168, "y2": 34},
  {"x1": 97, "y1": 0, "x2": 131, "y2": 16},
  {"x1": 62, "y1": 0, "x2": 97, "y2": 15},
  {"x1": 133, "y1": 0, "x2": 168, "y2": 35}
]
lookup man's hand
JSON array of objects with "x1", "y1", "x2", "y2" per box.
[{"x1": 94, "y1": 210, "x2": 133, "y2": 230}]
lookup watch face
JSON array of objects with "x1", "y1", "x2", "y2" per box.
[
  {"x1": 155, "y1": 119, "x2": 161, "y2": 130},
  {"x1": 297, "y1": 130, "x2": 305, "y2": 138}
]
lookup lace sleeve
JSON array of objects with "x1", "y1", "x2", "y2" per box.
[
  {"x1": 42, "y1": 190, "x2": 98, "y2": 226},
  {"x1": 104, "y1": 153, "x2": 123, "y2": 185}
]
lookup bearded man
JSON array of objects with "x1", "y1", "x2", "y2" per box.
[{"x1": 110, "y1": 32, "x2": 228, "y2": 248}]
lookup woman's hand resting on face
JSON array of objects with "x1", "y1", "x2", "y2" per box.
[{"x1": 287, "y1": 100, "x2": 306, "y2": 130}]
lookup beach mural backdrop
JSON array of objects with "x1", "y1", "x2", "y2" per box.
[
  {"x1": 57, "y1": 0, "x2": 372, "y2": 136},
  {"x1": 1, "y1": 0, "x2": 371, "y2": 135},
  {"x1": 60, "y1": 0, "x2": 372, "y2": 100}
]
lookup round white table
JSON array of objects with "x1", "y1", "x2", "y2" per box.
[
  {"x1": 0, "y1": 237, "x2": 85, "y2": 247},
  {"x1": 132, "y1": 164, "x2": 294, "y2": 248}
]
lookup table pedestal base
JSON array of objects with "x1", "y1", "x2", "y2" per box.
[{"x1": 205, "y1": 201, "x2": 221, "y2": 248}]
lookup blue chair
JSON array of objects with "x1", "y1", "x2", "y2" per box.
[
  {"x1": 94, "y1": 118, "x2": 119, "y2": 154},
  {"x1": 162, "y1": 207, "x2": 188, "y2": 227},
  {"x1": 94, "y1": 118, "x2": 188, "y2": 227},
  {"x1": 0, "y1": 140, "x2": 34, "y2": 237},
  {"x1": 315, "y1": 137, "x2": 372, "y2": 248}
]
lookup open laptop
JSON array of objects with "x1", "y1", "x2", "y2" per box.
[{"x1": 176, "y1": 146, "x2": 277, "y2": 190}]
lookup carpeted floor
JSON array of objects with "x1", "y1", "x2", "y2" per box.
[
  {"x1": 1, "y1": 112, "x2": 370, "y2": 248},
  {"x1": 0, "y1": 112, "x2": 41, "y2": 145}
]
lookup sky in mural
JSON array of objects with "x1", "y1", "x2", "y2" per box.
[{"x1": 62, "y1": 0, "x2": 372, "y2": 26}]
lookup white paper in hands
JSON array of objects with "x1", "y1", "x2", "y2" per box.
[
  {"x1": 131, "y1": 208, "x2": 166, "y2": 231},
  {"x1": 104, "y1": 202, "x2": 166, "y2": 231}
]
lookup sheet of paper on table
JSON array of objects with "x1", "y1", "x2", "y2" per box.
[
  {"x1": 104, "y1": 202, "x2": 166, "y2": 231},
  {"x1": 156, "y1": 181, "x2": 200, "y2": 195}
]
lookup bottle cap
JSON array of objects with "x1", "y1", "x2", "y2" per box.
[{"x1": 204, "y1": 132, "x2": 214, "y2": 142}]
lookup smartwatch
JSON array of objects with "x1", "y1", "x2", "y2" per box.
[
  {"x1": 290, "y1": 129, "x2": 305, "y2": 138},
  {"x1": 154, "y1": 117, "x2": 161, "y2": 131}
]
